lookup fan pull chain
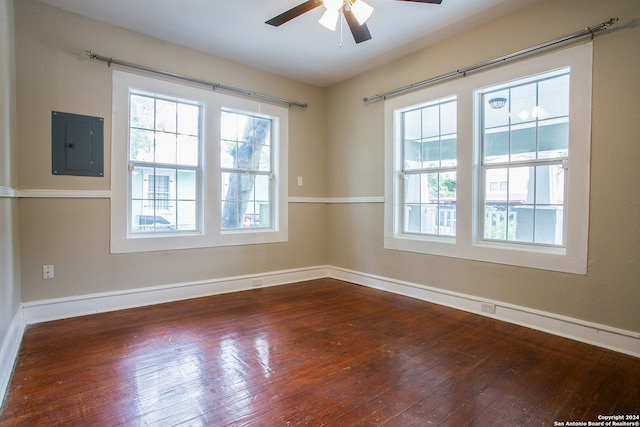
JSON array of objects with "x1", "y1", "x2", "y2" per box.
[{"x1": 339, "y1": 6, "x2": 344, "y2": 48}]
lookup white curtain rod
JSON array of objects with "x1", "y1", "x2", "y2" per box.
[
  {"x1": 86, "y1": 51, "x2": 309, "y2": 109},
  {"x1": 363, "y1": 17, "x2": 618, "y2": 104}
]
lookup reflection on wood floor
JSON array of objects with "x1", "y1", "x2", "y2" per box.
[{"x1": 1, "y1": 278, "x2": 638, "y2": 425}]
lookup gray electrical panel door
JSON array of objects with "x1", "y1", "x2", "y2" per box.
[{"x1": 52, "y1": 111, "x2": 104, "y2": 177}]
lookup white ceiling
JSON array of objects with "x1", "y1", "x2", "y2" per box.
[{"x1": 37, "y1": 0, "x2": 543, "y2": 87}]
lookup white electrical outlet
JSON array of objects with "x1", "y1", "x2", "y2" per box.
[
  {"x1": 481, "y1": 302, "x2": 496, "y2": 314},
  {"x1": 43, "y1": 265, "x2": 55, "y2": 279},
  {"x1": 297, "y1": 176, "x2": 303, "y2": 187}
]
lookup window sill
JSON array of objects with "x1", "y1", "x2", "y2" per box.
[
  {"x1": 111, "y1": 229, "x2": 288, "y2": 254},
  {"x1": 385, "y1": 235, "x2": 586, "y2": 275}
]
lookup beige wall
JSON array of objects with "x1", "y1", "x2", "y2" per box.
[
  {"x1": 15, "y1": 0, "x2": 328, "y2": 301},
  {"x1": 326, "y1": 0, "x2": 640, "y2": 332},
  {"x1": 11, "y1": 0, "x2": 640, "y2": 336},
  {"x1": 0, "y1": 0, "x2": 21, "y2": 349}
]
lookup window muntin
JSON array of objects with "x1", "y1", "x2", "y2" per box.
[
  {"x1": 401, "y1": 96, "x2": 457, "y2": 237},
  {"x1": 479, "y1": 68, "x2": 569, "y2": 247},
  {"x1": 128, "y1": 92, "x2": 201, "y2": 234},
  {"x1": 220, "y1": 111, "x2": 273, "y2": 230}
]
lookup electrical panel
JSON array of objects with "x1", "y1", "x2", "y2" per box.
[{"x1": 51, "y1": 111, "x2": 104, "y2": 177}]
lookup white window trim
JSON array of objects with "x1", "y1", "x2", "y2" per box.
[
  {"x1": 111, "y1": 71, "x2": 288, "y2": 253},
  {"x1": 384, "y1": 43, "x2": 592, "y2": 274}
]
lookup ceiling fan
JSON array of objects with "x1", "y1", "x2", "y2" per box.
[{"x1": 266, "y1": 0, "x2": 443, "y2": 45}]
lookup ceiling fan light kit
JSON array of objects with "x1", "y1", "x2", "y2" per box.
[
  {"x1": 319, "y1": 8, "x2": 340, "y2": 30},
  {"x1": 266, "y1": 0, "x2": 444, "y2": 45},
  {"x1": 349, "y1": 1, "x2": 374, "y2": 25}
]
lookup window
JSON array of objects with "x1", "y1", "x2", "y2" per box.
[
  {"x1": 220, "y1": 111, "x2": 273, "y2": 230},
  {"x1": 111, "y1": 71, "x2": 288, "y2": 253},
  {"x1": 128, "y1": 92, "x2": 201, "y2": 234},
  {"x1": 401, "y1": 96, "x2": 457, "y2": 237},
  {"x1": 479, "y1": 68, "x2": 569, "y2": 246},
  {"x1": 385, "y1": 43, "x2": 592, "y2": 274}
]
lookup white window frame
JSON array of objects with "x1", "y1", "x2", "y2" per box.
[
  {"x1": 111, "y1": 71, "x2": 288, "y2": 253},
  {"x1": 385, "y1": 43, "x2": 592, "y2": 274}
]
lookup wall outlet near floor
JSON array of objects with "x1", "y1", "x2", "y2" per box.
[
  {"x1": 252, "y1": 278, "x2": 263, "y2": 288},
  {"x1": 481, "y1": 302, "x2": 496, "y2": 314},
  {"x1": 43, "y1": 265, "x2": 55, "y2": 279}
]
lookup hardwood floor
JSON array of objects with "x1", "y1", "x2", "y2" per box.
[{"x1": 1, "y1": 278, "x2": 638, "y2": 426}]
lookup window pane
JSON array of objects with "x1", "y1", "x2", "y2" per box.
[
  {"x1": 483, "y1": 164, "x2": 565, "y2": 245},
  {"x1": 440, "y1": 100, "x2": 457, "y2": 135},
  {"x1": 155, "y1": 99, "x2": 176, "y2": 133},
  {"x1": 421, "y1": 105, "x2": 440, "y2": 138},
  {"x1": 535, "y1": 206, "x2": 564, "y2": 245},
  {"x1": 403, "y1": 109, "x2": 421, "y2": 142},
  {"x1": 484, "y1": 89, "x2": 509, "y2": 128},
  {"x1": 510, "y1": 123, "x2": 536, "y2": 161},
  {"x1": 404, "y1": 204, "x2": 421, "y2": 234},
  {"x1": 538, "y1": 118, "x2": 568, "y2": 159},
  {"x1": 130, "y1": 94, "x2": 155, "y2": 130},
  {"x1": 177, "y1": 169, "x2": 197, "y2": 200},
  {"x1": 484, "y1": 204, "x2": 508, "y2": 240},
  {"x1": 507, "y1": 166, "x2": 532, "y2": 204},
  {"x1": 421, "y1": 204, "x2": 439, "y2": 234},
  {"x1": 177, "y1": 135, "x2": 198, "y2": 166},
  {"x1": 510, "y1": 83, "x2": 536, "y2": 124},
  {"x1": 150, "y1": 169, "x2": 174, "y2": 211},
  {"x1": 403, "y1": 172, "x2": 456, "y2": 236},
  {"x1": 404, "y1": 174, "x2": 421, "y2": 204},
  {"x1": 131, "y1": 167, "x2": 146, "y2": 199},
  {"x1": 484, "y1": 127, "x2": 509, "y2": 164},
  {"x1": 255, "y1": 174, "x2": 270, "y2": 202},
  {"x1": 177, "y1": 103, "x2": 199, "y2": 136},
  {"x1": 538, "y1": 74, "x2": 569, "y2": 119},
  {"x1": 221, "y1": 172, "x2": 263, "y2": 230},
  {"x1": 256, "y1": 142, "x2": 271, "y2": 172},
  {"x1": 535, "y1": 164, "x2": 565, "y2": 205},
  {"x1": 221, "y1": 111, "x2": 240, "y2": 141},
  {"x1": 422, "y1": 139, "x2": 440, "y2": 169},
  {"x1": 512, "y1": 205, "x2": 532, "y2": 242},
  {"x1": 155, "y1": 132, "x2": 177, "y2": 164},
  {"x1": 426, "y1": 172, "x2": 439, "y2": 201},
  {"x1": 131, "y1": 165, "x2": 200, "y2": 234},
  {"x1": 221, "y1": 112, "x2": 272, "y2": 172},
  {"x1": 404, "y1": 140, "x2": 421, "y2": 170},
  {"x1": 130, "y1": 128, "x2": 154, "y2": 162},
  {"x1": 439, "y1": 203, "x2": 456, "y2": 237},
  {"x1": 441, "y1": 136, "x2": 456, "y2": 167},
  {"x1": 440, "y1": 171, "x2": 456, "y2": 202},
  {"x1": 176, "y1": 201, "x2": 196, "y2": 231},
  {"x1": 485, "y1": 168, "x2": 508, "y2": 202}
]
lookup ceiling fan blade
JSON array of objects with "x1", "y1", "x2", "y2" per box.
[
  {"x1": 344, "y1": 8, "x2": 372, "y2": 44},
  {"x1": 266, "y1": 0, "x2": 323, "y2": 27},
  {"x1": 396, "y1": 0, "x2": 443, "y2": 3}
]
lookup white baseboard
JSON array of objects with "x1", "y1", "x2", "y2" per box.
[
  {"x1": 5, "y1": 263, "x2": 637, "y2": 409},
  {"x1": 0, "y1": 309, "x2": 25, "y2": 408},
  {"x1": 329, "y1": 267, "x2": 640, "y2": 359},
  {"x1": 22, "y1": 266, "x2": 330, "y2": 325}
]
